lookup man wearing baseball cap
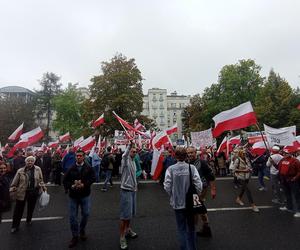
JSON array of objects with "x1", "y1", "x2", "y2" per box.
[{"x1": 266, "y1": 146, "x2": 283, "y2": 204}]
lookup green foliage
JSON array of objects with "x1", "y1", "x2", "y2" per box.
[
  {"x1": 85, "y1": 53, "x2": 144, "y2": 136},
  {"x1": 52, "y1": 83, "x2": 88, "y2": 139},
  {"x1": 183, "y1": 59, "x2": 300, "y2": 136},
  {"x1": 183, "y1": 59, "x2": 264, "y2": 134},
  {"x1": 0, "y1": 96, "x2": 36, "y2": 144},
  {"x1": 36, "y1": 72, "x2": 62, "y2": 139}
]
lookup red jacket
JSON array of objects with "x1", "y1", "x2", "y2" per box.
[{"x1": 278, "y1": 157, "x2": 300, "y2": 181}]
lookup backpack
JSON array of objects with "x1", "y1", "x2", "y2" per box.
[{"x1": 100, "y1": 153, "x2": 110, "y2": 170}]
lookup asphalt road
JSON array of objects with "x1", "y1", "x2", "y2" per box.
[{"x1": 1, "y1": 178, "x2": 300, "y2": 250}]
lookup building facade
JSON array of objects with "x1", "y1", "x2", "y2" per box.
[{"x1": 142, "y1": 88, "x2": 190, "y2": 137}]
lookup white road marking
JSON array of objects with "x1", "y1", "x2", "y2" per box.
[
  {"x1": 1, "y1": 216, "x2": 64, "y2": 223},
  {"x1": 207, "y1": 206, "x2": 273, "y2": 212}
]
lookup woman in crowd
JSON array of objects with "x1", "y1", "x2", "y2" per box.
[
  {"x1": 0, "y1": 161, "x2": 11, "y2": 223},
  {"x1": 9, "y1": 156, "x2": 46, "y2": 233},
  {"x1": 231, "y1": 149, "x2": 259, "y2": 212}
]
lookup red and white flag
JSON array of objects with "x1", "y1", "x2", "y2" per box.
[
  {"x1": 152, "y1": 131, "x2": 172, "y2": 150},
  {"x1": 92, "y1": 114, "x2": 105, "y2": 128},
  {"x1": 134, "y1": 119, "x2": 145, "y2": 131},
  {"x1": 212, "y1": 101, "x2": 257, "y2": 138},
  {"x1": 78, "y1": 136, "x2": 96, "y2": 152},
  {"x1": 251, "y1": 141, "x2": 268, "y2": 156},
  {"x1": 166, "y1": 123, "x2": 178, "y2": 135},
  {"x1": 74, "y1": 136, "x2": 84, "y2": 148},
  {"x1": 216, "y1": 137, "x2": 227, "y2": 155},
  {"x1": 20, "y1": 127, "x2": 44, "y2": 146},
  {"x1": 96, "y1": 135, "x2": 101, "y2": 149},
  {"x1": 150, "y1": 148, "x2": 164, "y2": 180},
  {"x1": 112, "y1": 111, "x2": 145, "y2": 136},
  {"x1": 7, "y1": 138, "x2": 29, "y2": 158},
  {"x1": 59, "y1": 132, "x2": 71, "y2": 142},
  {"x1": 8, "y1": 123, "x2": 24, "y2": 141},
  {"x1": 48, "y1": 140, "x2": 59, "y2": 148}
]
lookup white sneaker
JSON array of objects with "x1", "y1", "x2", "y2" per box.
[
  {"x1": 252, "y1": 206, "x2": 259, "y2": 212},
  {"x1": 294, "y1": 212, "x2": 300, "y2": 218},
  {"x1": 120, "y1": 237, "x2": 128, "y2": 250},
  {"x1": 279, "y1": 206, "x2": 288, "y2": 211},
  {"x1": 258, "y1": 187, "x2": 265, "y2": 191}
]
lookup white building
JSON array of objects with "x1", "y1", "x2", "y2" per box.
[{"x1": 142, "y1": 88, "x2": 190, "y2": 137}]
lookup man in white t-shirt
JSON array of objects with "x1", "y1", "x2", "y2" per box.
[{"x1": 266, "y1": 146, "x2": 284, "y2": 204}]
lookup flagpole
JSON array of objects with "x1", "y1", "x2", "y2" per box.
[{"x1": 255, "y1": 123, "x2": 270, "y2": 154}]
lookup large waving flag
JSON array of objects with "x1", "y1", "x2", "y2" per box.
[
  {"x1": 7, "y1": 138, "x2": 29, "y2": 158},
  {"x1": 251, "y1": 141, "x2": 268, "y2": 156},
  {"x1": 78, "y1": 136, "x2": 96, "y2": 152},
  {"x1": 212, "y1": 101, "x2": 257, "y2": 138},
  {"x1": 20, "y1": 127, "x2": 44, "y2": 146},
  {"x1": 166, "y1": 123, "x2": 178, "y2": 135},
  {"x1": 134, "y1": 119, "x2": 145, "y2": 131},
  {"x1": 74, "y1": 136, "x2": 84, "y2": 148},
  {"x1": 152, "y1": 131, "x2": 172, "y2": 149},
  {"x1": 48, "y1": 140, "x2": 59, "y2": 148},
  {"x1": 150, "y1": 148, "x2": 164, "y2": 180},
  {"x1": 8, "y1": 123, "x2": 24, "y2": 141},
  {"x1": 92, "y1": 114, "x2": 105, "y2": 128},
  {"x1": 112, "y1": 111, "x2": 145, "y2": 136},
  {"x1": 59, "y1": 132, "x2": 71, "y2": 142}
]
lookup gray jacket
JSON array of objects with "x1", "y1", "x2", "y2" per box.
[
  {"x1": 120, "y1": 145, "x2": 137, "y2": 192},
  {"x1": 164, "y1": 161, "x2": 202, "y2": 210}
]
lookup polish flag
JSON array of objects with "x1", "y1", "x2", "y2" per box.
[
  {"x1": 8, "y1": 123, "x2": 24, "y2": 141},
  {"x1": 74, "y1": 136, "x2": 84, "y2": 148},
  {"x1": 92, "y1": 114, "x2": 105, "y2": 128},
  {"x1": 112, "y1": 111, "x2": 145, "y2": 136},
  {"x1": 7, "y1": 138, "x2": 29, "y2": 158},
  {"x1": 212, "y1": 101, "x2": 257, "y2": 138},
  {"x1": 283, "y1": 139, "x2": 300, "y2": 153},
  {"x1": 251, "y1": 141, "x2": 267, "y2": 156},
  {"x1": 97, "y1": 135, "x2": 101, "y2": 149},
  {"x1": 59, "y1": 132, "x2": 71, "y2": 142},
  {"x1": 148, "y1": 131, "x2": 156, "y2": 150},
  {"x1": 78, "y1": 136, "x2": 96, "y2": 152},
  {"x1": 216, "y1": 137, "x2": 227, "y2": 155},
  {"x1": 151, "y1": 148, "x2": 164, "y2": 180},
  {"x1": 48, "y1": 140, "x2": 59, "y2": 148},
  {"x1": 166, "y1": 123, "x2": 178, "y2": 135},
  {"x1": 20, "y1": 127, "x2": 44, "y2": 146},
  {"x1": 152, "y1": 131, "x2": 172, "y2": 150},
  {"x1": 134, "y1": 119, "x2": 145, "y2": 131}
]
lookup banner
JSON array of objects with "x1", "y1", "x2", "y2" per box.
[
  {"x1": 264, "y1": 124, "x2": 296, "y2": 147},
  {"x1": 191, "y1": 128, "x2": 214, "y2": 148}
]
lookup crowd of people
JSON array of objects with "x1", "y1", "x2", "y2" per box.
[{"x1": 1, "y1": 140, "x2": 300, "y2": 249}]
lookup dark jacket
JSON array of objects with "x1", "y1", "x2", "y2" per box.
[
  {"x1": 13, "y1": 156, "x2": 25, "y2": 174},
  {"x1": 0, "y1": 173, "x2": 12, "y2": 212},
  {"x1": 63, "y1": 162, "x2": 96, "y2": 199},
  {"x1": 189, "y1": 158, "x2": 215, "y2": 188}
]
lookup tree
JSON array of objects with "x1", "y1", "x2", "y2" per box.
[
  {"x1": 52, "y1": 83, "x2": 88, "y2": 139},
  {"x1": 183, "y1": 59, "x2": 264, "y2": 133},
  {"x1": 85, "y1": 53, "x2": 144, "y2": 136},
  {"x1": 255, "y1": 70, "x2": 300, "y2": 132},
  {"x1": 36, "y1": 72, "x2": 62, "y2": 140},
  {"x1": 0, "y1": 96, "x2": 36, "y2": 144}
]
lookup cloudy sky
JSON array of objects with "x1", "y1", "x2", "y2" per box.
[{"x1": 0, "y1": 0, "x2": 299, "y2": 95}]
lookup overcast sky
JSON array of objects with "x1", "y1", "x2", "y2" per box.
[{"x1": 0, "y1": 0, "x2": 299, "y2": 95}]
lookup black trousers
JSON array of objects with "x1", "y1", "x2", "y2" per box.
[{"x1": 12, "y1": 191, "x2": 39, "y2": 228}]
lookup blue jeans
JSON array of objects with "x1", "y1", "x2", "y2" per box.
[
  {"x1": 103, "y1": 170, "x2": 112, "y2": 189},
  {"x1": 93, "y1": 165, "x2": 100, "y2": 183},
  {"x1": 174, "y1": 209, "x2": 197, "y2": 250},
  {"x1": 258, "y1": 167, "x2": 267, "y2": 188},
  {"x1": 69, "y1": 196, "x2": 91, "y2": 237}
]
